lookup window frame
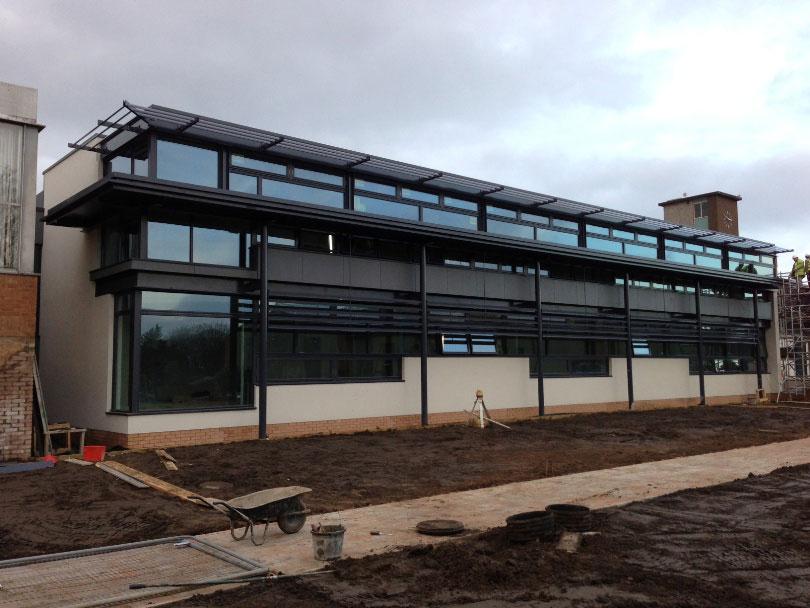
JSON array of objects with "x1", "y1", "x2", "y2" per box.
[{"x1": 110, "y1": 290, "x2": 257, "y2": 415}]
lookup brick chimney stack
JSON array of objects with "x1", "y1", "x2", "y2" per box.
[{"x1": 659, "y1": 191, "x2": 741, "y2": 235}]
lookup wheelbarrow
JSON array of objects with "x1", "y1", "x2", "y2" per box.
[{"x1": 189, "y1": 486, "x2": 311, "y2": 546}]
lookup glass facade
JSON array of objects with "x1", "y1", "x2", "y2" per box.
[
  {"x1": 354, "y1": 195, "x2": 419, "y2": 220},
  {"x1": 147, "y1": 221, "x2": 190, "y2": 262},
  {"x1": 156, "y1": 140, "x2": 218, "y2": 188},
  {"x1": 268, "y1": 331, "x2": 417, "y2": 382},
  {"x1": 228, "y1": 172, "x2": 258, "y2": 194},
  {"x1": 138, "y1": 292, "x2": 253, "y2": 411},
  {"x1": 422, "y1": 207, "x2": 478, "y2": 230},
  {"x1": 146, "y1": 221, "x2": 247, "y2": 267},
  {"x1": 193, "y1": 227, "x2": 241, "y2": 266},
  {"x1": 262, "y1": 179, "x2": 343, "y2": 208}
]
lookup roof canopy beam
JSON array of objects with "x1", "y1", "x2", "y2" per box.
[{"x1": 64, "y1": 101, "x2": 789, "y2": 254}]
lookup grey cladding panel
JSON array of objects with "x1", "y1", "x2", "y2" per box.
[
  {"x1": 426, "y1": 265, "x2": 448, "y2": 293},
  {"x1": 702, "y1": 297, "x2": 731, "y2": 317},
  {"x1": 269, "y1": 249, "x2": 303, "y2": 282},
  {"x1": 504, "y1": 274, "x2": 534, "y2": 301},
  {"x1": 445, "y1": 267, "x2": 485, "y2": 297},
  {"x1": 629, "y1": 289, "x2": 665, "y2": 311},
  {"x1": 345, "y1": 258, "x2": 382, "y2": 289},
  {"x1": 583, "y1": 283, "x2": 623, "y2": 308},
  {"x1": 483, "y1": 272, "x2": 506, "y2": 299},
  {"x1": 663, "y1": 292, "x2": 695, "y2": 314},
  {"x1": 726, "y1": 299, "x2": 751, "y2": 319},
  {"x1": 302, "y1": 253, "x2": 344, "y2": 285},
  {"x1": 550, "y1": 279, "x2": 586, "y2": 306},
  {"x1": 379, "y1": 260, "x2": 418, "y2": 291}
]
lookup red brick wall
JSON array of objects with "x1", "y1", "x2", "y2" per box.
[
  {"x1": 0, "y1": 274, "x2": 38, "y2": 461},
  {"x1": 85, "y1": 395, "x2": 755, "y2": 451}
]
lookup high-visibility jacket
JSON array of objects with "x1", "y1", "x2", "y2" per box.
[{"x1": 793, "y1": 259, "x2": 806, "y2": 278}]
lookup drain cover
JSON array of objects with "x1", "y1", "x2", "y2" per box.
[
  {"x1": 199, "y1": 480, "x2": 234, "y2": 492},
  {"x1": 416, "y1": 519, "x2": 465, "y2": 536}
]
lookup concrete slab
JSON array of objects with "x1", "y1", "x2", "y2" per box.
[{"x1": 192, "y1": 436, "x2": 810, "y2": 576}]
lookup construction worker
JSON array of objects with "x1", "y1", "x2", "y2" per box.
[
  {"x1": 791, "y1": 255, "x2": 806, "y2": 286},
  {"x1": 804, "y1": 253, "x2": 810, "y2": 287}
]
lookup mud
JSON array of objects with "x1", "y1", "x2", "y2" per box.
[
  {"x1": 180, "y1": 464, "x2": 810, "y2": 607},
  {"x1": 119, "y1": 405, "x2": 810, "y2": 515},
  {"x1": 2, "y1": 405, "x2": 810, "y2": 561}
]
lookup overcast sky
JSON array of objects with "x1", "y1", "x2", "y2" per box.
[{"x1": 2, "y1": 0, "x2": 808, "y2": 267}]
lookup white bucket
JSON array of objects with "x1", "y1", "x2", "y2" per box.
[{"x1": 311, "y1": 524, "x2": 345, "y2": 561}]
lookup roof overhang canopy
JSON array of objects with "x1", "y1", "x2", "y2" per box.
[{"x1": 66, "y1": 102, "x2": 791, "y2": 256}]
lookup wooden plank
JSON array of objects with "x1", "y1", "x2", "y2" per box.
[
  {"x1": 65, "y1": 457, "x2": 94, "y2": 466},
  {"x1": 156, "y1": 449, "x2": 179, "y2": 470},
  {"x1": 96, "y1": 462, "x2": 149, "y2": 488},
  {"x1": 102, "y1": 460, "x2": 195, "y2": 500},
  {"x1": 32, "y1": 359, "x2": 53, "y2": 456},
  {"x1": 48, "y1": 422, "x2": 71, "y2": 431},
  {"x1": 155, "y1": 449, "x2": 177, "y2": 463}
]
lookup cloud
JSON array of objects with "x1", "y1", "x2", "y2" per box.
[{"x1": 1, "y1": 0, "x2": 808, "y2": 264}]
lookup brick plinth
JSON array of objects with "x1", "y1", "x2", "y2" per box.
[
  {"x1": 0, "y1": 274, "x2": 38, "y2": 461},
  {"x1": 85, "y1": 395, "x2": 754, "y2": 450}
]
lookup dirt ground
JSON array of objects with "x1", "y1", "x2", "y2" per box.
[
  {"x1": 118, "y1": 405, "x2": 810, "y2": 514},
  {"x1": 2, "y1": 405, "x2": 810, "y2": 560},
  {"x1": 179, "y1": 463, "x2": 810, "y2": 607}
]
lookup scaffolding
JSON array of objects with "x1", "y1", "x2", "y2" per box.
[{"x1": 777, "y1": 274, "x2": 810, "y2": 402}]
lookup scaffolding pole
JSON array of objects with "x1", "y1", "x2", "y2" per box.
[{"x1": 776, "y1": 274, "x2": 810, "y2": 403}]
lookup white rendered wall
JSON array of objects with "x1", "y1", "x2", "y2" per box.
[{"x1": 39, "y1": 150, "x2": 124, "y2": 432}]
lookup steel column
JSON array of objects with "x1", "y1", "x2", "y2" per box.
[
  {"x1": 624, "y1": 273, "x2": 634, "y2": 409},
  {"x1": 535, "y1": 261, "x2": 545, "y2": 416},
  {"x1": 753, "y1": 289, "x2": 763, "y2": 392},
  {"x1": 695, "y1": 280, "x2": 706, "y2": 406},
  {"x1": 420, "y1": 243, "x2": 429, "y2": 426},
  {"x1": 258, "y1": 225, "x2": 268, "y2": 439}
]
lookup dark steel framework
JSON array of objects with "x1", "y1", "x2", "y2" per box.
[
  {"x1": 624, "y1": 273, "x2": 634, "y2": 409},
  {"x1": 67, "y1": 102, "x2": 790, "y2": 257},
  {"x1": 535, "y1": 260, "x2": 545, "y2": 416},
  {"x1": 51, "y1": 104, "x2": 783, "y2": 422},
  {"x1": 695, "y1": 279, "x2": 706, "y2": 406},
  {"x1": 259, "y1": 225, "x2": 268, "y2": 439}
]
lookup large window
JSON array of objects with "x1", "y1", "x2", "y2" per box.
[
  {"x1": 0, "y1": 122, "x2": 23, "y2": 270},
  {"x1": 146, "y1": 220, "x2": 249, "y2": 267},
  {"x1": 112, "y1": 295, "x2": 132, "y2": 412},
  {"x1": 353, "y1": 178, "x2": 478, "y2": 230},
  {"x1": 228, "y1": 152, "x2": 345, "y2": 210},
  {"x1": 108, "y1": 141, "x2": 149, "y2": 177},
  {"x1": 730, "y1": 251, "x2": 775, "y2": 276},
  {"x1": 147, "y1": 221, "x2": 190, "y2": 262},
  {"x1": 585, "y1": 225, "x2": 658, "y2": 259},
  {"x1": 100, "y1": 217, "x2": 139, "y2": 266},
  {"x1": 156, "y1": 140, "x2": 219, "y2": 188},
  {"x1": 268, "y1": 331, "x2": 417, "y2": 383},
  {"x1": 138, "y1": 292, "x2": 253, "y2": 411}
]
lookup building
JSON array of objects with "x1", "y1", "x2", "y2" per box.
[
  {"x1": 39, "y1": 103, "x2": 786, "y2": 449},
  {"x1": 660, "y1": 192, "x2": 742, "y2": 235},
  {"x1": 0, "y1": 82, "x2": 44, "y2": 460}
]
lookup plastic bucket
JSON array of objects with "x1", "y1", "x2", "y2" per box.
[
  {"x1": 311, "y1": 525, "x2": 345, "y2": 561},
  {"x1": 82, "y1": 445, "x2": 106, "y2": 462}
]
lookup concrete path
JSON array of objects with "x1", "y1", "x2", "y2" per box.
[{"x1": 192, "y1": 436, "x2": 810, "y2": 576}]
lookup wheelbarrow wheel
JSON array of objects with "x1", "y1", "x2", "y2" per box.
[{"x1": 278, "y1": 510, "x2": 306, "y2": 534}]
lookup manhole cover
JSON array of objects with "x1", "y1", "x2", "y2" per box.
[
  {"x1": 416, "y1": 519, "x2": 465, "y2": 536},
  {"x1": 199, "y1": 480, "x2": 234, "y2": 492}
]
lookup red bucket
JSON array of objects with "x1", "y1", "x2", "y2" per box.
[{"x1": 82, "y1": 445, "x2": 106, "y2": 462}]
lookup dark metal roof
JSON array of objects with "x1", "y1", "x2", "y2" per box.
[
  {"x1": 67, "y1": 102, "x2": 791, "y2": 256},
  {"x1": 659, "y1": 191, "x2": 742, "y2": 206}
]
